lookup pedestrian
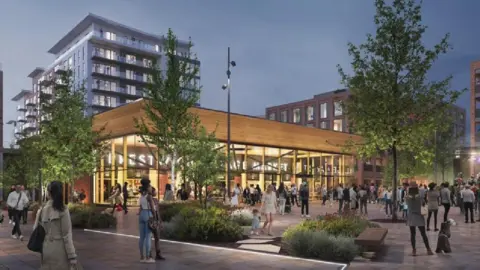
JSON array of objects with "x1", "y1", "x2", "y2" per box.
[
  {"x1": 231, "y1": 183, "x2": 241, "y2": 207},
  {"x1": 34, "y1": 181, "x2": 80, "y2": 269},
  {"x1": 7, "y1": 184, "x2": 29, "y2": 241},
  {"x1": 163, "y1": 184, "x2": 174, "y2": 201},
  {"x1": 462, "y1": 185, "x2": 475, "y2": 223},
  {"x1": 426, "y1": 183, "x2": 440, "y2": 231},
  {"x1": 291, "y1": 184, "x2": 299, "y2": 207},
  {"x1": 7, "y1": 185, "x2": 15, "y2": 224},
  {"x1": 299, "y1": 182, "x2": 310, "y2": 218},
  {"x1": 138, "y1": 178, "x2": 156, "y2": 263},
  {"x1": 176, "y1": 184, "x2": 189, "y2": 201},
  {"x1": 109, "y1": 183, "x2": 122, "y2": 215},
  {"x1": 440, "y1": 182, "x2": 452, "y2": 222},
  {"x1": 405, "y1": 182, "x2": 433, "y2": 256},
  {"x1": 359, "y1": 185, "x2": 368, "y2": 215},
  {"x1": 384, "y1": 187, "x2": 393, "y2": 218},
  {"x1": 260, "y1": 184, "x2": 278, "y2": 236},
  {"x1": 149, "y1": 187, "x2": 165, "y2": 261},
  {"x1": 122, "y1": 182, "x2": 129, "y2": 214},
  {"x1": 20, "y1": 185, "x2": 30, "y2": 224},
  {"x1": 321, "y1": 185, "x2": 328, "y2": 205},
  {"x1": 277, "y1": 182, "x2": 287, "y2": 215},
  {"x1": 337, "y1": 184, "x2": 344, "y2": 214}
]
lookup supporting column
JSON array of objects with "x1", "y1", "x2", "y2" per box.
[
  {"x1": 225, "y1": 146, "x2": 229, "y2": 192},
  {"x1": 259, "y1": 147, "x2": 265, "y2": 190},
  {"x1": 276, "y1": 149, "x2": 281, "y2": 187},
  {"x1": 241, "y1": 147, "x2": 248, "y2": 188},
  {"x1": 111, "y1": 140, "x2": 116, "y2": 187},
  {"x1": 100, "y1": 158, "x2": 105, "y2": 204},
  {"x1": 121, "y1": 136, "x2": 127, "y2": 187}
]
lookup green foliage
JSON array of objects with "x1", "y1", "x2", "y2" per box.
[
  {"x1": 337, "y1": 0, "x2": 465, "y2": 218},
  {"x1": 383, "y1": 150, "x2": 430, "y2": 184},
  {"x1": 230, "y1": 208, "x2": 254, "y2": 226},
  {"x1": 134, "y1": 29, "x2": 201, "y2": 180},
  {"x1": 68, "y1": 203, "x2": 116, "y2": 229},
  {"x1": 162, "y1": 207, "x2": 243, "y2": 242},
  {"x1": 283, "y1": 214, "x2": 379, "y2": 239},
  {"x1": 179, "y1": 127, "x2": 226, "y2": 208},
  {"x1": 282, "y1": 230, "x2": 359, "y2": 262},
  {"x1": 2, "y1": 138, "x2": 42, "y2": 191},
  {"x1": 35, "y1": 71, "x2": 106, "y2": 188}
]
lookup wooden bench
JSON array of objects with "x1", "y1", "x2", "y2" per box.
[{"x1": 354, "y1": 228, "x2": 388, "y2": 252}]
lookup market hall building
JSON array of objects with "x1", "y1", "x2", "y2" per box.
[{"x1": 76, "y1": 99, "x2": 384, "y2": 204}]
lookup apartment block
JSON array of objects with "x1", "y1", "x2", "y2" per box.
[{"x1": 12, "y1": 13, "x2": 200, "y2": 140}]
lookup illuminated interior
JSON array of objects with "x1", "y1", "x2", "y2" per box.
[{"x1": 93, "y1": 135, "x2": 356, "y2": 204}]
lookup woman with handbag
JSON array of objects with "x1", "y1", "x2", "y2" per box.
[
  {"x1": 260, "y1": 185, "x2": 278, "y2": 236},
  {"x1": 109, "y1": 183, "x2": 122, "y2": 215},
  {"x1": 406, "y1": 182, "x2": 433, "y2": 256},
  {"x1": 138, "y1": 178, "x2": 156, "y2": 264},
  {"x1": 33, "y1": 181, "x2": 81, "y2": 269}
]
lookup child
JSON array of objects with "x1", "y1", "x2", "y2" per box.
[{"x1": 250, "y1": 209, "x2": 261, "y2": 235}]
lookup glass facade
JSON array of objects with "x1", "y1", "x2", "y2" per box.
[{"x1": 93, "y1": 135, "x2": 356, "y2": 204}]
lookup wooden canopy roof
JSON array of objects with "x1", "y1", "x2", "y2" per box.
[{"x1": 92, "y1": 100, "x2": 361, "y2": 154}]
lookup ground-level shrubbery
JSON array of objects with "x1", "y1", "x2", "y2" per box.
[
  {"x1": 282, "y1": 214, "x2": 380, "y2": 262},
  {"x1": 68, "y1": 203, "x2": 116, "y2": 229}
]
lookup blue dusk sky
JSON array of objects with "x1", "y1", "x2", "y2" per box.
[{"x1": 0, "y1": 0, "x2": 477, "y2": 147}]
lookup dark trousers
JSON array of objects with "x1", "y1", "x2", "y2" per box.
[
  {"x1": 442, "y1": 203, "x2": 450, "y2": 222},
  {"x1": 22, "y1": 208, "x2": 28, "y2": 224},
  {"x1": 464, "y1": 202, "x2": 474, "y2": 222},
  {"x1": 301, "y1": 200, "x2": 309, "y2": 215},
  {"x1": 427, "y1": 209, "x2": 438, "y2": 229},
  {"x1": 291, "y1": 195, "x2": 299, "y2": 206},
  {"x1": 322, "y1": 196, "x2": 327, "y2": 205},
  {"x1": 150, "y1": 229, "x2": 161, "y2": 257},
  {"x1": 11, "y1": 209, "x2": 22, "y2": 236},
  {"x1": 250, "y1": 194, "x2": 256, "y2": 206},
  {"x1": 409, "y1": 226, "x2": 430, "y2": 250},
  {"x1": 123, "y1": 196, "x2": 129, "y2": 213},
  {"x1": 8, "y1": 208, "x2": 13, "y2": 221},
  {"x1": 338, "y1": 199, "x2": 344, "y2": 214}
]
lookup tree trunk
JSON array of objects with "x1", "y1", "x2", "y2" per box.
[
  {"x1": 194, "y1": 182, "x2": 198, "y2": 200},
  {"x1": 392, "y1": 144, "x2": 398, "y2": 221}
]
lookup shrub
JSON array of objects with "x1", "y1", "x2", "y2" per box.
[
  {"x1": 69, "y1": 204, "x2": 116, "y2": 229},
  {"x1": 158, "y1": 200, "x2": 244, "y2": 222},
  {"x1": 282, "y1": 230, "x2": 358, "y2": 262},
  {"x1": 230, "y1": 208, "x2": 253, "y2": 226},
  {"x1": 163, "y1": 207, "x2": 243, "y2": 242}
]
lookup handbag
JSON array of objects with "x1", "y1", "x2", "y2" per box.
[
  {"x1": 27, "y1": 207, "x2": 45, "y2": 253},
  {"x1": 421, "y1": 205, "x2": 428, "y2": 216}
]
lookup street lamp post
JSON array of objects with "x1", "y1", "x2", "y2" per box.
[
  {"x1": 434, "y1": 129, "x2": 438, "y2": 184},
  {"x1": 222, "y1": 47, "x2": 236, "y2": 199}
]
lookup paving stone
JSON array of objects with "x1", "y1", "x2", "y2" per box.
[
  {"x1": 236, "y1": 239, "x2": 274, "y2": 244},
  {"x1": 238, "y1": 244, "x2": 281, "y2": 253}
]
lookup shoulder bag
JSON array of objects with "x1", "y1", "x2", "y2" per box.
[{"x1": 27, "y1": 207, "x2": 45, "y2": 253}]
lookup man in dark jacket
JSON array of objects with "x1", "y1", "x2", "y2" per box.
[
  {"x1": 122, "y1": 182, "x2": 129, "y2": 214},
  {"x1": 299, "y1": 182, "x2": 310, "y2": 218}
]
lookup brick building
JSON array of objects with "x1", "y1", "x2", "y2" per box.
[{"x1": 265, "y1": 89, "x2": 384, "y2": 186}]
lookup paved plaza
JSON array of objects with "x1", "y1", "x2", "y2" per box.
[{"x1": 1, "y1": 202, "x2": 480, "y2": 269}]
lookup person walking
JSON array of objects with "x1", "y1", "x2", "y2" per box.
[
  {"x1": 440, "y1": 182, "x2": 452, "y2": 222},
  {"x1": 7, "y1": 185, "x2": 15, "y2": 224},
  {"x1": 122, "y1": 182, "x2": 129, "y2": 214},
  {"x1": 299, "y1": 182, "x2": 310, "y2": 218},
  {"x1": 34, "y1": 181, "x2": 80, "y2": 269},
  {"x1": 7, "y1": 184, "x2": 29, "y2": 240},
  {"x1": 20, "y1": 185, "x2": 30, "y2": 224},
  {"x1": 291, "y1": 184, "x2": 299, "y2": 207},
  {"x1": 321, "y1": 185, "x2": 328, "y2": 205},
  {"x1": 384, "y1": 187, "x2": 393, "y2": 218},
  {"x1": 138, "y1": 178, "x2": 156, "y2": 263},
  {"x1": 358, "y1": 185, "x2": 368, "y2": 215},
  {"x1": 109, "y1": 183, "x2": 122, "y2": 215},
  {"x1": 163, "y1": 184, "x2": 174, "y2": 201},
  {"x1": 231, "y1": 183, "x2": 241, "y2": 207},
  {"x1": 426, "y1": 183, "x2": 440, "y2": 231},
  {"x1": 277, "y1": 183, "x2": 287, "y2": 215},
  {"x1": 149, "y1": 187, "x2": 165, "y2": 261},
  {"x1": 462, "y1": 185, "x2": 475, "y2": 223},
  {"x1": 260, "y1": 184, "x2": 278, "y2": 236},
  {"x1": 405, "y1": 182, "x2": 433, "y2": 256},
  {"x1": 336, "y1": 184, "x2": 344, "y2": 214}
]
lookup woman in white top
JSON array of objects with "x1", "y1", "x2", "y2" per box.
[
  {"x1": 261, "y1": 185, "x2": 278, "y2": 236},
  {"x1": 231, "y1": 184, "x2": 241, "y2": 207},
  {"x1": 138, "y1": 178, "x2": 156, "y2": 264}
]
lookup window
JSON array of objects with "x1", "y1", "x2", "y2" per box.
[
  {"x1": 268, "y1": 113, "x2": 276, "y2": 120},
  {"x1": 320, "y1": 121, "x2": 329, "y2": 129},
  {"x1": 333, "y1": 119, "x2": 343, "y2": 132},
  {"x1": 307, "y1": 106, "x2": 314, "y2": 121},
  {"x1": 93, "y1": 95, "x2": 117, "y2": 107},
  {"x1": 143, "y1": 58, "x2": 152, "y2": 68},
  {"x1": 126, "y1": 70, "x2": 135, "y2": 80},
  {"x1": 83, "y1": 62, "x2": 86, "y2": 76},
  {"x1": 82, "y1": 46, "x2": 85, "y2": 60},
  {"x1": 105, "y1": 32, "x2": 116, "y2": 41},
  {"x1": 280, "y1": 111, "x2": 288, "y2": 122},
  {"x1": 320, "y1": 103, "x2": 327, "y2": 118},
  {"x1": 293, "y1": 108, "x2": 301, "y2": 123},
  {"x1": 126, "y1": 85, "x2": 136, "y2": 95},
  {"x1": 334, "y1": 101, "x2": 343, "y2": 116},
  {"x1": 68, "y1": 57, "x2": 73, "y2": 69}
]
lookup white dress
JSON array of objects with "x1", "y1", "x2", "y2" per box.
[
  {"x1": 231, "y1": 187, "x2": 240, "y2": 206},
  {"x1": 262, "y1": 192, "x2": 277, "y2": 214}
]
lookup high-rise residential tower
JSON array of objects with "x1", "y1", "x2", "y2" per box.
[{"x1": 12, "y1": 13, "x2": 201, "y2": 140}]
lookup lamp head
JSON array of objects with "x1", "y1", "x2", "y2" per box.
[
  {"x1": 230, "y1": 61, "x2": 236, "y2": 67},
  {"x1": 221, "y1": 84, "x2": 228, "y2": 90}
]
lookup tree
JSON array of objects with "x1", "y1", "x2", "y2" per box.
[
  {"x1": 434, "y1": 125, "x2": 459, "y2": 183},
  {"x1": 383, "y1": 150, "x2": 430, "y2": 186},
  {"x1": 180, "y1": 127, "x2": 226, "y2": 208},
  {"x1": 37, "y1": 71, "x2": 106, "y2": 200},
  {"x1": 337, "y1": 0, "x2": 464, "y2": 220},
  {"x1": 134, "y1": 29, "x2": 201, "y2": 189}
]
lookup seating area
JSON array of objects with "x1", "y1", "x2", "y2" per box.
[{"x1": 354, "y1": 228, "x2": 388, "y2": 252}]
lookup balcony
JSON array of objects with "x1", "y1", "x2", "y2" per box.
[
  {"x1": 25, "y1": 98, "x2": 36, "y2": 106},
  {"x1": 92, "y1": 50, "x2": 152, "y2": 69},
  {"x1": 91, "y1": 31, "x2": 161, "y2": 56},
  {"x1": 41, "y1": 87, "x2": 53, "y2": 96},
  {"x1": 25, "y1": 111, "x2": 37, "y2": 119},
  {"x1": 17, "y1": 116, "x2": 26, "y2": 123},
  {"x1": 17, "y1": 105, "x2": 26, "y2": 112},
  {"x1": 92, "y1": 68, "x2": 149, "y2": 84},
  {"x1": 40, "y1": 114, "x2": 51, "y2": 122},
  {"x1": 23, "y1": 122, "x2": 37, "y2": 130},
  {"x1": 14, "y1": 127, "x2": 23, "y2": 135},
  {"x1": 54, "y1": 64, "x2": 67, "y2": 74}
]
